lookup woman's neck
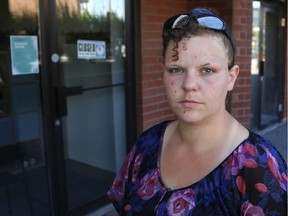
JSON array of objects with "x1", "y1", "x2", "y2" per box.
[{"x1": 173, "y1": 111, "x2": 239, "y2": 154}]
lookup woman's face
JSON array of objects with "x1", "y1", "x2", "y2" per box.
[{"x1": 163, "y1": 34, "x2": 239, "y2": 125}]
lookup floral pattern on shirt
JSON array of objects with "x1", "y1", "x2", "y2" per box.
[{"x1": 108, "y1": 121, "x2": 288, "y2": 215}]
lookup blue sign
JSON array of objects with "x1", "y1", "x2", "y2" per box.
[{"x1": 10, "y1": 36, "x2": 39, "y2": 75}]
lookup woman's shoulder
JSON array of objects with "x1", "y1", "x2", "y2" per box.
[
  {"x1": 231, "y1": 131, "x2": 287, "y2": 166},
  {"x1": 135, "y1": 120, "x2": 172, "y2": 148},
  {"x1": 141, "y1": 120, "x2": 172, "y2": 136},
  {"x1": 245, "y1": 131, "x2": 286, "y2": 163},
  {"x1": 224, "y1": 130, "x2": 287, "y2": 188}
]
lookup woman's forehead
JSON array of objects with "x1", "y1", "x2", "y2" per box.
[{"x1": 166, "y1": 35, "x2": 227, "y2": 59}]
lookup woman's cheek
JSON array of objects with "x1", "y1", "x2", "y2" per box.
[{"x1": 166, "y1": 78, "x2": 178, "y2": 94}]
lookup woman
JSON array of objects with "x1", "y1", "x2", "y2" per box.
[{"x1": 107, "y1": 8, "x2": 287, "y2": 215}]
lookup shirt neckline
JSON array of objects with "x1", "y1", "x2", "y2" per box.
[{"x1": 156, "y1": 120, "x2": 251, "y2": 191}]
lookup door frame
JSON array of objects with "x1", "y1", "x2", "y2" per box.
[
  {"x1": 38, "y1": 0, "x2": 67, "y2": 215},
  {"x1": 38, "y1": 0, "x2": 138, "y2": 215},
  {"x1": 251, "y1": 0, "x2": 286, "y2": 130}
]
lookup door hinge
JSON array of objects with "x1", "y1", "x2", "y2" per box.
[
  {"x1": 281, "y1": 18, "x2": 286, "y2": 27},
  {"x1": 278, "y1": 104, "x2": 282, "y2": 112}
]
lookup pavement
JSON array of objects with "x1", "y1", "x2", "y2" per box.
[{"x1": 256, "y1": 120, "x2": 287, "y2": 162}]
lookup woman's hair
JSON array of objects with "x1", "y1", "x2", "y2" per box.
[{"x1": 162, "y1": 23, "x2": 236, "y2": 70}]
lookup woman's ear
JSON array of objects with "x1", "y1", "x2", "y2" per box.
[{"x1": 227, "y1": 65, "x2": 239, "y2": 91}]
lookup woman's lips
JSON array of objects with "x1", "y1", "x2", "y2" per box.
[{"x1": 179, "y1": 99, "x2": 202, "y2": 108}]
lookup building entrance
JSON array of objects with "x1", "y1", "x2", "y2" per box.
[
  {"x1": 0, "y1": 0, "x2": 129, "y2": 215},
  {"x1": 0, "y1": 0, "x2": 51, "y2": 215},
  {"x1": 53, "y1": 0, "x2": 127, "y2": 212},
  {"x1": 250, "y1": 0, "x2": 286, "y2": 129}
]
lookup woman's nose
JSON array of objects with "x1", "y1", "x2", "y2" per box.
[{"x1": 182, "y1": 72, "x2": 199, "y2": 91}]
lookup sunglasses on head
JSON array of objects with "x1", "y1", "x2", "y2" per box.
[{"x1": 163, "y1": 8, "x2": 234, "y2": 50}]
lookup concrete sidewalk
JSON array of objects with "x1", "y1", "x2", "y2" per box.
[{"x1": 256, "y1": 120, "x2": 287, "y2": 161}]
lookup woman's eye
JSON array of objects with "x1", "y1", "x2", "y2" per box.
[
  {"x1": 200, "y1": 68, "x2": 215, "y2": 74},
  {"x1": 169, "y1": 68, "x2": 183, "y2": 74}
]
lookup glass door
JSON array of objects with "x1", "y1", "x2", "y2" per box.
[
  {"x1": 0, "y1": 0, "x2": 51, "y2": 215},
  {"x1": 250, "y1": 1, "x2": 285, "y2": 129},
  {"x1": 54, "y1": 0, "x2": 127, "y2": 213}
]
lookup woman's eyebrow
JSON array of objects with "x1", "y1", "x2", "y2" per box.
[{"x1": 199, "y1": 63, "x2": 211, "y2": 67}]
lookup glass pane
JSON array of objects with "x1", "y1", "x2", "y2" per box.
[
  {"x1": 250, "y1": 1, "x2": 261, "y2": 129},
  {"x1": 55, "y1": 0, "x2": 127, "y2": 209},
  {"x1": 250, "y1": 2, "x2": 280, "y2": 129},
  {"x1": 0, "y1": 0, "x2": 51, "y2": 215},
  {"x1": 260, "y1": 10, "x2": 279, "y2": 125}
]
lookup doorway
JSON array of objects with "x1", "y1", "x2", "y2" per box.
[
  {"x1": 55, "y1": 0, "x2": 127, "y2": 211},
  {"x1": 0, "y1": 0, "x2": 135, "y2": 215},
  {"x1": 41, "y1": 0, "x2": 133, "y2": 215},
  {"x1": 250, "y1": 0, "x2": 286, "y2": 130},
  {"x1": 0, "y1": 0, "x2": 51, "y2": 215}
]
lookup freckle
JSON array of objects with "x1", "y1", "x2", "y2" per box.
[{"x1": 194, "y1": 56, "x2": 197, "y2": 59}]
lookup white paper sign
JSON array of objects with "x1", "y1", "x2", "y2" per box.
[{"x1": 77, "y1": 40, "x2": 106, "y2": 59}]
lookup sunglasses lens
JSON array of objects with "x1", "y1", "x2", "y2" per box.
[
  {"x1": 172, "y1": 15, "x2": 189, "y2": 29},
  {"x1": 170, "y1": 15, "x2": 225, "y2": 30},
  {"x1": 197, "y1": 17, "x2": 225, "y2": 30}
]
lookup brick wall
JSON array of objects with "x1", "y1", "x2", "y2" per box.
[
  {"x1": 139, "y1": 0, "x2": 188, "y2": 130},
  {"x1": 139, "y1": 0, "x2": 252, "y2": 130},
  {"x1": 230, "y1": 0, "x2": 252, "y2": 128}
]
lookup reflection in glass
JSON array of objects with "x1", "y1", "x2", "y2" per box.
[
  {"x1": 0, "y1": 1, "x2": 50, "y2": 215},
  {"x1": 56, "y1": 0, "x2": 127, "y2": 209},
  {"x1": 250, "y1": 1, "x2": 281, "y2": 129}
]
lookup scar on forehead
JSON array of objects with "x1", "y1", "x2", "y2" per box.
[
  {"x1": 182, "y1": 42, "x2": 187, "y2": 50},
  {"x1": 181, "y1": 41, "x2": 187, "y2": 50},
  {"x1": 180, "y1": 38, "x2": 188, "y2": 51}
]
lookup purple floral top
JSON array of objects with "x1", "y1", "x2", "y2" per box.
[{"x1": 107, "y1": 121, "x2": 287, "y2": 215}]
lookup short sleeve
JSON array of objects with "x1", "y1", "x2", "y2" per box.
[
  {"x1": 107, "y1": 145, "x2": 137, "y2": 213},
  {"x1": 238, "y1": 139, "x2": 287, "y2": 215}
]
